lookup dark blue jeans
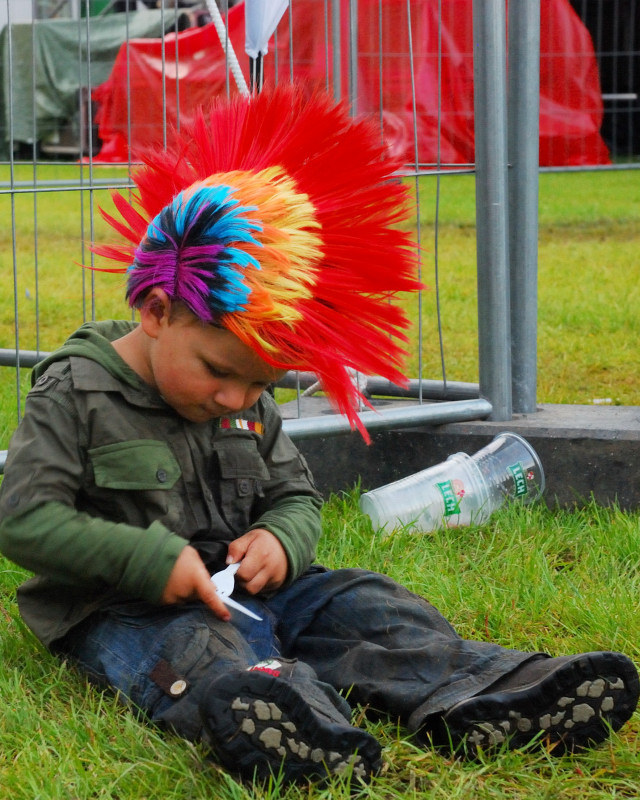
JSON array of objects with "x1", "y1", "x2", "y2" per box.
[{"x1": 61, "y1": 567, "x2": 536, "y2": 740}]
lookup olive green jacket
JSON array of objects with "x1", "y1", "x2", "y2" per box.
[{"x1": 0, "y1": 321, "x2": 323, "y2": 646}]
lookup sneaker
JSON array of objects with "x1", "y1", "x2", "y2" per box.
[
  {"x1": 431, "y1": 651, "x2": 639, "y2": 757},
  {"x1": 200, "y1": 661, "x2": 382, "y2": 784}
]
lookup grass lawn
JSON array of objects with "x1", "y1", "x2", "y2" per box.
[
  {"x1": 0, "y1": 165, "x2": 639, "y2": 797},
  {"x1": 404, "y1": 168, "x2": 640, "y2": 404},
  {"x1": 1, "y1": 496, "x2": 640, "y2": 798}
]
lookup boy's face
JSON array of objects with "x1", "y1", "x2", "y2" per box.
[{"x1": 142, "y1": 294, "x2": 285, "y2": 423}]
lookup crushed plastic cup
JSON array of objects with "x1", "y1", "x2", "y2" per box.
[{"x1": 359, "y1": 431, "x2": 545, "y2": 534}]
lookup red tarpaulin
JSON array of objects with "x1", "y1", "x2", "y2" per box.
[{"x1": 92, "y1": 0, "x2": 609, "y2": 166}]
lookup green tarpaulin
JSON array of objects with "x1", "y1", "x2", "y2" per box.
[{"x1": 0, "y1": 9, "x2": 178, "y2": 157}]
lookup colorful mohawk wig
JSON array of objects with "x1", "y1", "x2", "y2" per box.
[{"x1": 92, "y1": 85, "x2": 423, "y2": 441}]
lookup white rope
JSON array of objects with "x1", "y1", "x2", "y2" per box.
[{"x1": 204, "y1": 0, "x2": 250, "y2": 96}]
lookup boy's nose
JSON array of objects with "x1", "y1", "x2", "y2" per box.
[{"x1": 216, "y1": 382, "x2": 249, "y2": 412}]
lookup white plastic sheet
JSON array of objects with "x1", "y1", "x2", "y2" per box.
[{"x1": 244, "y1": 0, "x2": 288, "y2": 58}]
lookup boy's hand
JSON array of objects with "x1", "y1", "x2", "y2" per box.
[
  {"x1": 162, "y1": 545, "x2": 231, "y2": 622},
  {"x1": 227, "y1": 529, "x2": 289, "y2": 595}
]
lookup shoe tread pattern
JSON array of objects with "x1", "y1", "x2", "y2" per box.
[
  {"x1": 443, "y1": 652, "x2": 639, "y2": 757},
  {"x1": 201, "y1": 670, "x2": 381, "y2": 783}
]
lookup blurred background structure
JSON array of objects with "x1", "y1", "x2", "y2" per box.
[{"x1": 1, "y1": 1, "x2": 636, "y2": 163}]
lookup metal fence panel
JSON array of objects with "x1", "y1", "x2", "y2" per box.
[{"x1": 0, "y1": 0, "x2": 636, "y2": 471}]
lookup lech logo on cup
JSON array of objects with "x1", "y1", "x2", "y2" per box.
[
  {"x1": 436, "y1": 480, "x2": 461, "y2": 516},
  {"x1": 508, "y1": 462, "x2": 528, "y2": 497}
]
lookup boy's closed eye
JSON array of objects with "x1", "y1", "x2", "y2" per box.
[
  {"x1": 208, "y1": 365, "x2": 269, "y2": 390},
  {"x1": 206, "y1": 363, "x2": 230, "y2": 379}
]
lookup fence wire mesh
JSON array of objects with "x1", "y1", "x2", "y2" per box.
[{"x1": 0, "y1": 0, "x2": 637, "y2": 467}]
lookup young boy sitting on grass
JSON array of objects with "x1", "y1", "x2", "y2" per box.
[{"x1": 0, "y1": 87, "x2": 637, "y2": 785}]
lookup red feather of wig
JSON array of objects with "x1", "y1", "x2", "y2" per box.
[{"x1": 91, "y1": 84, "x2": 423, "y2": 441}]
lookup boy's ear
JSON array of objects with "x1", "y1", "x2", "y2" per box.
[{"x1": 139, "y1": 288, "x2": 171, "y2": 338}]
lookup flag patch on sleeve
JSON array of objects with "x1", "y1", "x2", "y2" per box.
[{"x1": 220, "y1": 418, "x2": 264, "y2": 435}]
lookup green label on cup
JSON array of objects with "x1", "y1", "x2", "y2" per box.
[
  {"x1": 508, "y1": 462, "x2": 528, "y2": 497},
  {"x1": 436, "y1": 480, "x2": 461, "y2": 516}
]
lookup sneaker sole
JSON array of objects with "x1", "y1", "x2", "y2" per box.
[
  {"x1": 441, "y1": 651, "x2": 639, "y2": 757},
  {"x1": 200, "y1": 669, "x2": 382, "y2": 783}
]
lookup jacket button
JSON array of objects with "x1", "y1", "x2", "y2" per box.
[
  {"x1": 156, "y1": 469, "x2": 168, "y2": 483},
  {"x1": 238, "y1": 479, "x2": 251, "y2": 494}
]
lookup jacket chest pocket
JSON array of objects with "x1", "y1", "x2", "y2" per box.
[
  {"x1": 213, "y1": 438, "x2": 270, "y2": 533},
  {"x1": 87, "y1": 440, "x2": 182, "y2": 526}
]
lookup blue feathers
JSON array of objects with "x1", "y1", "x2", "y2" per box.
[{"x1": 140, "y1": 183, "x2": 264, "y2": 314}]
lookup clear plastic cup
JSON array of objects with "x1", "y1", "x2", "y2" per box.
[
  {"x1": 470, "y1": 431, "x2": 545, "y2": 511},
  {"x1": 359, "y1": 431, "x2": 545, "y2": 534}
]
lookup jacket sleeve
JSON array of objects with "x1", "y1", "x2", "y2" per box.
[
  {"x1": 0, "y1": 372, "x2": 186, "y2": 603},
  {"x1": 248, "y1": 394, "x2": 324, "y2": 582},
  {"x1": 0, "y1": 502, "x2": 185, "y2": 603},
  {"x1": 249, "y1": 494, "x2": 323, "y2": 584}
]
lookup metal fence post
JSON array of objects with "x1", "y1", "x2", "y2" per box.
[
  {"x1": 472, "y1": 0, "x2": 512, "y2": 420},
  {"x1": 348, "y1": 0, "x2": 358, "y2": 113},
  {"x1": 508, "y1": 0, "x2": 541, "y2": 414},
  {"x1": 331, "y1": 0, "x2": 341, "y2": 101}
]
